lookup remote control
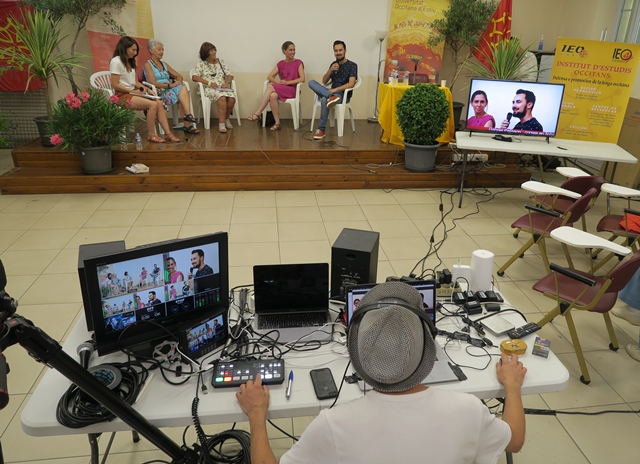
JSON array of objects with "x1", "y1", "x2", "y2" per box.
[
  {"x1": 211, "y1": 359, "x2": 285, "y2": 388},
  {"x1": 507, "y1": 322, "x2": 542, "y2": 339}
]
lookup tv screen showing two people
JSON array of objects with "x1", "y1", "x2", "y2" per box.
[{"x1": 466, "y1": 79, "x2": 565, "y2": 137}]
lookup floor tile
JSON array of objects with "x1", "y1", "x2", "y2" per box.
[
  {"x1": 43, "y1": 248, "x2": 81, "y2": 274},
  {"x1": 98, "y1": 192, "x2": 152, "y2": 210},
  {"x1": 275, "y1": 190, "x2": 318, "y2": 207},
  {"x1": 277, "y1": 206, "x2": 323, "y2": 223},
  {"x1": 64, "y1": 227, "x2": 130, "y2": 249},
  {"x1": 380, "y1": 237, "x2": 430, "y2": 260},
  {"x1": 0, "y1": 230, "x2": 24, "y2": 252},
  {"x1": 7, "y1": 229, "x2": 77, "y2": 251},
  {"x1": 361, "y1": 204, "x2": 410, "y2": 221},
  {"x1": 411, "y1": 218, "x2": 468, "y2": 237},
  {"x1": 279, "y1": 222, "x2": 328, "y2": 242},
  {"x1": 84, "y1": 209, "x2": 141, "y2": 228},
  {"x1": 125, "y1": 226, "x2": 181, "y2": 247},
  {"x1": 229, "y1": 223, "x2": 278, "y2": 243},
  {"x1": 144, "y1": 192, "x2": 194, "y2": 210},
  {"x1": 189, "y1": 191, "x2": 235, "y2": 209},
  {"x1": 315, "y1": 190, "x2": 358, "y2": 206},
  {"x1": 231, "y1": 207, "x2": 277, "y2": 224},
  {"x1": 19, "y1": 272, "x2": 82, "y2": 305},
  {"x1": 584, "y1": 349, "x2": 640, "y2": 403},
  {"x1": 179, "y1": 224, "x2": 230, "y2": 238},
  {"x1": 2, "y1": 195, "x2": 62, "y2": 213},
  {"x1": 230, "y1": 242, "x2": 280, "y2": 266},
  {"x1": 0, "y1": 212, "x2": 45, "y2": 230},
  {"x1": 401, "y1": 203, "x2": 444, "y2": 220},
  {"x1": 0, "y1": 250, "x2": 59, "y2": 276},
  {"x1": 352, "y1": 189, "x2": 399, "y2": 205},
  {"x1": 134, "y1": 209, "x2": 187, "y2": 227},
  {"x1": 234, "y1": 191, "x2": 276, "y2": 208},
  {"x1": 319, "y1": 205, "x2": 366, "y2": 222},
  {"x1": 367, "y1": 219, "x2": 422, "y2": 238},
  {"x1": 459, "y1": 217, "x2": 518, "y2": 236},
  {"x1": 280, "y1": 240, "x2": 330, "y2": 264},
  {"x1": 323, "y1": 221, "x2": 372, "y2": 242},
  {"x1": 389, "y1": 189, "x2": 438, "y2": 204},
  {"x1": 50, "y1": 193, "x2": 107, "y2": 212}
]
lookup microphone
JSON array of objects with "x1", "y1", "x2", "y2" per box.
[
  {"x1": 330, "y1": 60, "x2": 339, "y2": 77},
  {"x1": 77, "y1": 339, "x2": 96, "y2": 370},
  {"x1": 0, "y1": 353, "x2": 9, "y2": 410},
  {"x1": 506, "y1": 112, "x2": 513, "y2": 122}
]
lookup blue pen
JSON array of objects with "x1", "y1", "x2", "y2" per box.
[{"x1": 285, "y1": 370, "x2": 293, "y2": 399}]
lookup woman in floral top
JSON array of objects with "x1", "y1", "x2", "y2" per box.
[{"x1": 192, "y1": 42, "x2": 236, "y2": 133}]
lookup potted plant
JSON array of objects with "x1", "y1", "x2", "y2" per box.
[
  {"x1": 0, "y1": 9, "x2": 84, "y2": 146},
  {"x1": 49, "y1": 88, "x2": 137, "y2": 174},
  {"x1": 396, "y1": 84, "x2": 450, "y2": 172},
  {"x1": 427, "y1": 0, "x2": 498, "y2": 127},
  {"x1": 465, "y1": 37, "x2": 541, "y2": 81}
]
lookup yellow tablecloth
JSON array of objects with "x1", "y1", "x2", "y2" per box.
[{"x1": 378, "y1": 83, "x2": 455, "y2": 146}]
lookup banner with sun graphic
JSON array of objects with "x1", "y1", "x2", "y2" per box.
[
  {"x1": 385, "y1": 0, "x2": 449, "y2": 82},
  {"x1": 472, "y1": 0, "x2": 512, "y2": 69},
  {"x1": 551, "y1": 38, "x2": 640, "y2": 142}
]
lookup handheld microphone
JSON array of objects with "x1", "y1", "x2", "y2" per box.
[
  {"x1": 330, "y1": 60, "x2": 339, "y2": 77},
  {"x1": 0, "y1": 353, "x2": 9, "y2": 410},
  {"x1": 77, "y1": 339, "x2": 96, "y2": 370},
  {"x1": 506, "y1": 112, "x2": 513, "y2": 122}
]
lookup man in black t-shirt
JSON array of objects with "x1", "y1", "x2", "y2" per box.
[
  {"x1": 500, "y1": 89, "x2": 543, "y2": 132},
  {"x1": 309, "y1": 40, "x2": 358, "y2": 140}
]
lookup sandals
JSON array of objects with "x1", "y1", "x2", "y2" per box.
[
  {"x1": 147, "y1": 134, "x2": 165, "y2": 143},
  {"x1": 183, "y1": 114, "x2": 197, "y2": 123},
  {"x1": 218, "y1": 123, "x2": 227, "y2": 133},
  {"x1": 184, "y1": 124, "x2": 199, "y2": 134},
  {"x1": 247, "y1": 113, "x2": 261, "y2": 122},
  {"x1": 270, "y1": 123, "x2": 281, "y2": 132},
  {"x1": 164, "y1": 133, "x2": 180, "y2": 142}
]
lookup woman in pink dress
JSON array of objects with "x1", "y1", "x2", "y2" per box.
[
  {"x1": 167, "y1": 257, "x2": 184, "y2": 283},
  {"x1": 247, "y1": 41, "x2": 305, "y2": 131},
  {"x1": 466, "y1": 90, "x2": 495, "y2": 129}
]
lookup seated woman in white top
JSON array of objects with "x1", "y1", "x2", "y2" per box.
[{"x1": 109, "y1": 36, "x2": 179, "y2": 143}]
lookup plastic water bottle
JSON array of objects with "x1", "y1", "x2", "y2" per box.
[
  {"x1": 389, "y1": 60, "x2": 398, "y2": 85},
  {"x1": 135, "y1": 132, "x2": 142, "y2": 150},
  {"x1": 538, "y1": 35, "x2": 544, "y2": 52},
  {"x1": 403, "y1": 70, "x2": 410, "y2": 85}
]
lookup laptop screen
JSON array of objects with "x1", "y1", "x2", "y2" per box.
[
  {"x1": 346, "y1": 280, "x2": 437, "y2": 325},
  {"x1": 253, "y1": 263, "x2": 329, "y2": 313}
]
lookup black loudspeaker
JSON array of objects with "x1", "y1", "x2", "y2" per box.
[
  {"x1": 78, "y1": 241, "x2": 126, "y2": 331},
  {"x1": 331, "y1": 228, "x2": 380, "y2": 299}
]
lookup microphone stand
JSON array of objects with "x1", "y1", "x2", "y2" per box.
[
  {"x1": 368, "y1": 35, "x2": 387, "y2": 123},
  {"x1": 410, "y1": 58, "x2": 420, "y2": 85},
  {"x1": 0, "y1": 263, "x2": 198, "y2": 464}
]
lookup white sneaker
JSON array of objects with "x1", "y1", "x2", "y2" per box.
[
  {"x1": 611, "y1": 305, "x2": 640, "y2": 326},
  {"x1": 625, "y1": 344, "x2": 640, "y2": 362}
]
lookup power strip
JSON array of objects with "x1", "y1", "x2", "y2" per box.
[
  {"x1": 436, "y1": 283, "x2": 463, "y2": 297},
  {"x1": 451, "y1": 153, "x2": 489, "y2": 163}
]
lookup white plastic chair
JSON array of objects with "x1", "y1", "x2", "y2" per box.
[
  {"x1": 190, "y1": 68, "x2": 241, "y2": 130},
  {"x1": 90, "y1": 71, "x2": 115, "y2": 97},
  {"x1": 261, "y1": 81, "x2": 302, "y2": 130},
  {"x1": 310, "y1": 77, "x2": 361, "y2": 137}
]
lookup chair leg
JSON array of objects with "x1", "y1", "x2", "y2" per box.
[
  {"x1": 235, "y1": 99, "x2": 242, "y2": 126},
  {"x1": 561, "y1": 243, "x2": 574, "y2": 270},
  {"x1": 603, "y1": 312, "x2": 619, "y2": 350},
  {"x1": 349, "y1": 107, "x2": 355, "y2": 132},
  {"x1": 310, "y1": 104, "x2": 318, "y2": 132},
  {"x1": 336, "y1": 106, "x2": 345, "y2": 137},
  {"x1": 291, "y1": 104, "x2": 299, "y2": 130},
  {"x1": 536, "y1": 305, "x2": 561, "y2": 327},
  {"x1": 496, "y1": 237, "x2": 535, "y2": 276},
  {"x1": 564, "y1": 310, "x2": 591, "y2": 384},
  {"x1": 536, "y1": 237, "x2": 551, "y2": 273},
  {"x1": 202, "y1": 99, "x2": 211, "y2": 130}
]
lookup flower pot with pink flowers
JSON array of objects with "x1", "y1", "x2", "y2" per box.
[{"x1": 49, "y1": 88, "x2": 137, "y2": 174}]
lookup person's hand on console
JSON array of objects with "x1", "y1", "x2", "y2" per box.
[
  {"x1": 496, "y1": 353, "x2": 527, "y2": 453},
  {"x1": 236, "y1": 374, "x2": 278, "y2": 464},
  {"x1": 236, "y1": 374, "x2": 270, "y2": 420}
]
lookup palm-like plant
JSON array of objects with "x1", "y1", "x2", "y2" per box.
[
  {"x1": 0, "y1": 9, "x2": 84, "y2": 118},
  {"x1": 465, "y1": 37, "x2": 540, "y2": 81}
]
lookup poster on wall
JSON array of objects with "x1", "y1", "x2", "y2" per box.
[
  {"x1": 550, "y1": 38, "x2": 640, "y2": 143},
  {"x1": 385, "y1": 0, "x2": 449, "y2": 82},
  {"x1": 86, "y1": 0, "x2": 154, "y2": 73}
]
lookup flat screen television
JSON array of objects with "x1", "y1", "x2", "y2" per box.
[
  {"x1": 466, "y1": 78, "x2": 565, "y2": 138},
  {"x1": 82, "y1": 232, "x2": 229, "y2": 356}
]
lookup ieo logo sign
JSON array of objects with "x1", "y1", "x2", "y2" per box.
[
  {"x1": 613, "y1": 48, "x2": 633, "y2": 61},
  {"x1": 561, "y1": 44, "x2": 585, "y2": 54}
]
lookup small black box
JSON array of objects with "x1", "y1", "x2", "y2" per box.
[
  {"x1": 78, "y1": 241, "x2": 126, "y2": 331},
  {"x1": 331, "y1": 228, "x2": 379, "y2": 299},
  {"x1": 464, "y1": 301, "x2": 482, "y2": 315}
]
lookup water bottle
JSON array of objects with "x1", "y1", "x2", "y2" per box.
[
  {"x1": 538, "y1": 35, "x2": 544, "y2": 52},
  {"x1": 389, "y1": 60, "x2": 398, "y2": 85},
  {"x1": 403, "y1": 70, "x2": 410, "y2": 86},
  {"x1": 135, "y1": 132, "x2": 142, "y2": 150}
]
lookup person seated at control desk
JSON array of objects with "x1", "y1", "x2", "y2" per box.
[
  {"x1": 500, "y1": 89, "x2": 542, "y2": 132},
  {"x1": 236, "y1": 281, "x2": 527, "y2": 464}
]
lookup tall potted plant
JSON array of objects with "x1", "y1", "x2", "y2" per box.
[
  {"x1": 427, "y1": 0, "x2": 498, "y2": 127},
  {"x1": 49, "y1": 89, "x2": 137, "y2": 174},
  {"x1": 0, "y1": 9, "x2": 84, "y2": 145},
  {"x1": 465, "y1": 37, "x2": 541, "y2": 81},
  {"x1": 396, "y1": 84, "x2": 450, "y2": 172}
]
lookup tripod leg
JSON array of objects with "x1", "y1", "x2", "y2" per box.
[{"x1": 506, "y1": 450, "x2": 514, "y2": 464}]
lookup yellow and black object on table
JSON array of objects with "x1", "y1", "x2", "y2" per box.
[{"x1": 377, "y1": 83, "x2": 455, "y2": 146}]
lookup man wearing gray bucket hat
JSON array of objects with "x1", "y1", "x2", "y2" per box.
[{"x1": 236, "y1": 282, "x2": 526, "y2": 463}]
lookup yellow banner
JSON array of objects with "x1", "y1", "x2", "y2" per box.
[
  {"x1": 385, "y1": 0, "x2": 449, "y2": 81},
  {"x1": 551, "y1": 38, "x2": 640, "y2": 142}
]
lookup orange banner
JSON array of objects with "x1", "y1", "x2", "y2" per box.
[
  {"x1": 0, "y1": 3, "x2": 42, "y2": 92},
  {"x1": 472, "y1": 0, "x2": 512, "y2": 69},
  {"x1": 385, "y1": 0, "x2": 449, "y2": 82}
]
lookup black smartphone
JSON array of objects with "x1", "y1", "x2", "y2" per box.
[{"x1": 309, "y1": 368, "x2": 339, "y2": 400}]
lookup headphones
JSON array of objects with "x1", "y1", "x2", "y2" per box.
[{"x1": 347, "y1": 299, "x2": 437, "y2": 339}]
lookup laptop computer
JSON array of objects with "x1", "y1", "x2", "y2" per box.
[
  {"x1": 345, "y1": 280, "x2": 462, "y2": 388},
  {"x1": 252, "y1": 263, "x2": 332, "y2": 343}
]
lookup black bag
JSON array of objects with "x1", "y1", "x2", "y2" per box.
[{"x1": 263, "y1": 111, "x2": 275, "y2": 126}]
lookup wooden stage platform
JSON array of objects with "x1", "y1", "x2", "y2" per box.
[{"x1": 0, "y1": 120, "x2": 530, "y2": 195}]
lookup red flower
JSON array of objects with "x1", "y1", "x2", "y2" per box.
[
  {"x1": 50, "y1": 134, "x2": 64, "y2": 145},
  {"x1": 80, "y1": 91, "x2": 90, "y2": 102},
  {"x1": 109, "y1": 94, "x2": 121, "y2": 105},
  {"x1": 65, "y1": 93, "x2": 82, "y2": 109}
]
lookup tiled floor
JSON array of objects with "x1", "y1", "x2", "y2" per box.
[{"x1": 0, "y1": 170, "x2": 639, "y2": 463}]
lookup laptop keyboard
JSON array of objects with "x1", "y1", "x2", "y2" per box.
[{"x1": 258, "y1": 312, "x2": 327, "y2": 329}]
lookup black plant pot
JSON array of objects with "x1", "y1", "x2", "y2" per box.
[{"x1": 33, "y1": 116, "x2": 54, "y2": 147}]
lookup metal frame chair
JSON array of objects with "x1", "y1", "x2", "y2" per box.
[
  {"x1": 261, "y1": 81, "x2": 302, "y2": 130},
  {"x1": 497, "y1": 188, "x2": 599, "y2": 277},
  {"x1": 533, "y1": 249, "x2": 640, "y2": 384}
]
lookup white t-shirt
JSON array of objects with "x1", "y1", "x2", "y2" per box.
[
  {"x1": 109, "y1": 56, "x2": 136, "y2": 90},
  {"x1": 280, "y1": 388, "x2": 511, "y2": 464}
]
